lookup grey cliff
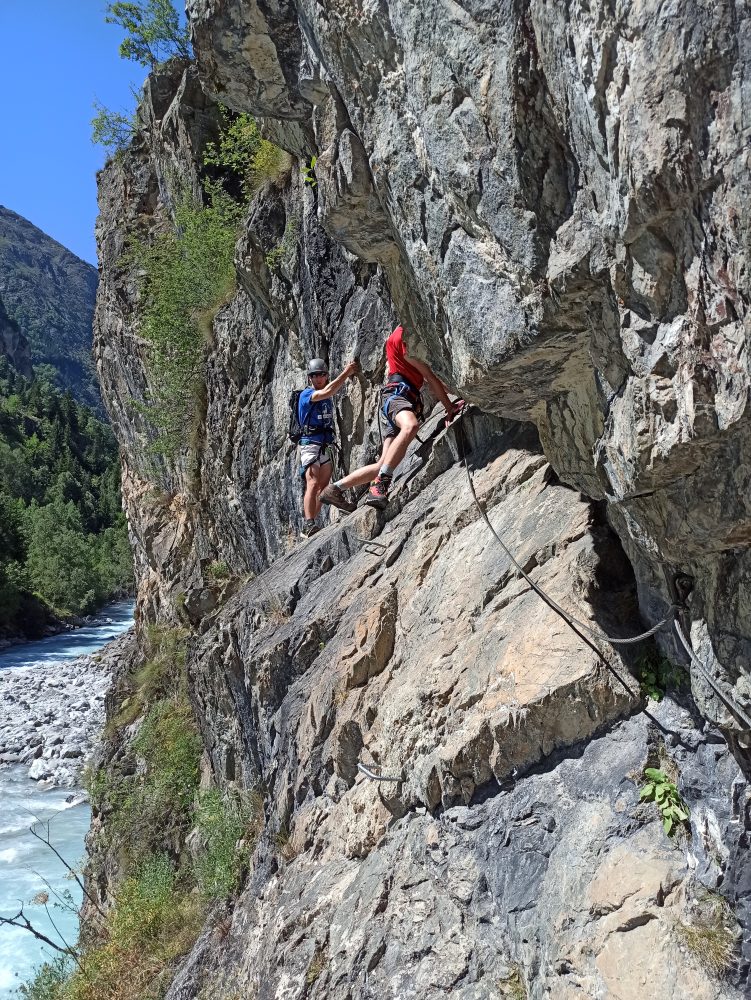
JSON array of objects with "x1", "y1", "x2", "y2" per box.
[{"x1": 89, "y1": 4, "x2": 751, "y2": 998}]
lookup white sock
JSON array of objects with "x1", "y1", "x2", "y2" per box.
[{"x1": 379, "y1": 465, "x2": 394, "y2": 478}]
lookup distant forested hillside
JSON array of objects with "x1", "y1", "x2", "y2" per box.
[
  {"x1": 0, "y1": 205, "x2": 100, "y2": 410},
  {"x1": 0, "y1": 356, "x2": 133, "y2": 637}
]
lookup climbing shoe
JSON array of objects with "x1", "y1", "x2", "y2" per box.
[
  {"x1": 302, "y1": 519, "x2": 321, "y2": 537},
  {"x1": 363, "y1": 474, "x2": 391, "y2": 510},
  {"x1": 320, "y1": 484, "x2": 356, "y2": 513}
]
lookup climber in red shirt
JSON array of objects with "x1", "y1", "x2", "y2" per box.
[{"x1": 321, "y1": 325, "x2": 462, "y2": 511}]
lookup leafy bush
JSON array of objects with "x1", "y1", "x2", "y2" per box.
[
  {"x1": 90, "y1": 102, "x2": 137, "y2": 155},
  {"x1": 141, "y1": 625, "x2": 189, "y2": 694},
  {"x1": 206, "y1": 561, "x2": 231, "y2": 582},
  {"x1": 193, "y1": 789, "x2": 262, "y2": 899},
  {"x1": 26, "y1": 683, "x2": 266, "y2": 998},
  {"x1": 103, "y1": 697, "x2": 202, "y2": 861},
  {"x1": 203, "y1": 109, "x2": 291, "y2": 202},
  {"x1": 636, "y1": 649, "x2": 686, "y2": 702},
  {"x1": 110, "y1": 854, "x2": 200, "y2": 955},
  {"x1": 132, "y1": 700, "x2": 202, "y2": 810},
  {"x1": 83, "y1": 766, "x2": 109, "y2": 811},
  {"x1": 127, "y1": 195, "x2": 240, "y2": 457},
  {"x1": 18, "y1": 956, "x2": 73, "y2": 1000},
  {"x1": 639, "y1": 767, "x2": 690, "y2": 837},
  {"x1": 301, "y1": 155, "x2": 318, "y2": 187},
  {"x1": 23, "y1": 856, "x2": 203, "y2": 1000},
  {"x1": 129, "y1": 107, "x2": 288, "y2": 459},
  {"x1": 106, "y1": 625, "x2": 189, "y2": 736}
]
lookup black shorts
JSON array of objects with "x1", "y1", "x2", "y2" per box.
[{"x1": 380, "y1": 393, "x2": 418, "y2": 439}]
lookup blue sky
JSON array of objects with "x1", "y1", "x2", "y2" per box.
[{"x1": 0, "y1": 2, "x2": 148, "y2": 265}]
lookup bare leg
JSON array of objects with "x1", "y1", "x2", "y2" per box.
[
  {"x1": 334, "y1": 440, "x2": 392, "y2": 491},
  {"x1": 339, "y1": 410, "x2": 419, "y2": 491},
  {"x1": 314, "y1": 461, "x2": 333, "y2": 517},
  {"x1": 381, "y1": 410, "x2": 419, "y2": 470},
  {"x1": 303, "y1": 461, "x2": 332, "y2": 519}
]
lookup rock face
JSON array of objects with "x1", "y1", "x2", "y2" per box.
[
  {"x1": 184, "y1": 0, "x2": 751, "y2": 739},
  {"x1": 0, "y1": 205, "x2": 100, "y2": 408},
  {"x1": 166, "y1": 703, "x2": 747, "y2": 1000},
  {"x1": 0, "y1": 293, "x2": 32, "y2": 377},
  {"x1": 90, "y1": 8, "x2": 751, "y2": 1000}
]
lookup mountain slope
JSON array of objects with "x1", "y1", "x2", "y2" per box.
[{"x1": 0, "y1": 205, "x2": 100, "y2": 409}]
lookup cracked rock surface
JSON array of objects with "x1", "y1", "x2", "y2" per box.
[
  {"x1": 184, "y1": 0, "x2": 751, "y2": 736},
  {"x1": 174, "y1": 415, "x2": 748, "y2": 998},
  {"x1": 90, "y1": 11, "x2": 751, "y2": 1000}
]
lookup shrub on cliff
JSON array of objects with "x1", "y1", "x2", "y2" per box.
[
  {"x1": 129, "y1": 109, "x2": 288, "y2": 460},
  {"x1": 203, "y1": 107, "x2": 291, "y2": 203},
  {"x1": 25, "y1": 627, "x2": 262, "y2": 999},
  {"x1": 105, "y1": 697, "x2": 203, "y2": 860},
  {"x1": 21, "y1": 855, "x2": 203, "y2": 1000},
  {"x1": 128, "y1": 194, "x2": 239, "y2": 457},
  {"x1": 194, "y1": 788, "x2": 264, "y2": 899},
  {"x1": 90, "y1": 101, "x2": 137, "y2": 157}
]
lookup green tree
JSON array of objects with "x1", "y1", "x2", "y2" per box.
[
  {"x1": 105, "y1": 0, "x2": 192, "y2": 67},
  {"x1": 0, "y1": 493, "x2": 26, "y2": 563},
  {"x1": 91, "y1": 101, "x2": 137, "y2": 155},
  {"x1": 0, "y1": 562, "x2": 27, "y2": 622},
  {"x1": 0, "y1": 366, "x2": 133, "y2": 631},
  {"x1": 95, "y1": 517, "x2": 134, "y2": 597},
  {"x1": 24, "y1": 502, "x2": 98, "y2": 614}
]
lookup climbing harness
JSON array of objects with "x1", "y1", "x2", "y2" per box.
[
  {"x1": 289, "y1": 388, "x2": 335, "y2": 445},
  {"x1": 381, "y1": 375, "x2": 423, "y2": 414},
  {"x1": 378, "y1": 374, "x2": 425, "y2": 448}
]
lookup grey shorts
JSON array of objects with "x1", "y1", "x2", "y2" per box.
[
  {"x1": 299, "y1": 442, "x2": 332, "y2": 477},
  {"x1": 380, "y1": 394, "x2": 417, "y2": 439}
]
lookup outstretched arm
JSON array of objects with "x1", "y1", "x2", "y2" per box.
[
  {"x1": 408, "y1": 356, "x2": 460, "y2": 417},
  {"x1": 310, "y1": 360, "x2": 360, "y2": 401}
]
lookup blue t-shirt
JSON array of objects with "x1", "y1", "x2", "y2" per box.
[{"x1": 298, "y1": 387, "x2": 334, "y2": 444}]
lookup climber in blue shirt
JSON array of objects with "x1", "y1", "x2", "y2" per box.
[{"x1": 299, "y1": 357, "x2": 359, "y2": 536}]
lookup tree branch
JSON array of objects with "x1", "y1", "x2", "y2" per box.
[
  {"x1": 0, "y1": 907, "x2": 77, "y2": 958},
  {"x1": 29, "y1": 819, "x2": 107, "y2": 921}
]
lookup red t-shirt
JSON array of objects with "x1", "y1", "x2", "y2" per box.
[{"x1": 385, "y1": 326, "x2": 424, "y2": 390}]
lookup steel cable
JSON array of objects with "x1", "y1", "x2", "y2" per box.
[
  {"x1": 673, "y1": 619, "x2": 751, "y2": 730},
  {"x1": 357, "y1": 407, "x2": 751, "y2": 786},
  {"x1": 455, "y1": 409, "x2": 751, "y2": 730},
  {"x1": 455, "y1": 413, "x2": 673, "y2": 647},
  {"x1": 357, "y1": 762, "x2": 401, "y2": 782}
]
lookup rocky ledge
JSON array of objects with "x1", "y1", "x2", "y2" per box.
[
  {"x1": 0, "y1": 632, "x2": 134, "y2": 788},
  {"x1": 166, "y1": 411, "x2": 750, "y2": 996}
]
